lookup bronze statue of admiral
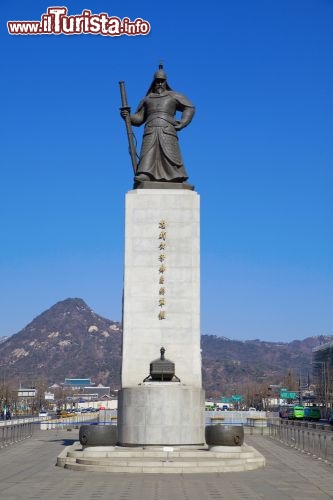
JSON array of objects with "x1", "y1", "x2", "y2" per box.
[{"x1": 120, "y1": 65, "x2": 195, "y2": 188}]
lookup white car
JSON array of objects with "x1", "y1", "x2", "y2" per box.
[{"x1": 39, "y1": 411, "x2": 48, "y2": 418}]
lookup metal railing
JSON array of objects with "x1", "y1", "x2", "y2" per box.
[
  {"x1": 0, "y1": 419, "x2": 34, "y2": 448},
  {"x1": 40, "y1": 412, "x2": 98, "y2": 430},
  {"x1": 269, "y1": 422, "x2": 333, "y2": 464},
  {"x1": 204, "y1": 410, "x2": 267, "y2": 425}
]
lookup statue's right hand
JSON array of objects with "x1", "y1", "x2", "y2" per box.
[{"x1": 120, "y1": 108, "x2": 130, "y2": 119}]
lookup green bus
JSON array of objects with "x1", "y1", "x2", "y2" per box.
[
  {"x1": 304, "y1": 406, "x2": 321, "y2": 421},
  {"x1": 287, "y1": 405, "x2": 305, "y2": 420}
]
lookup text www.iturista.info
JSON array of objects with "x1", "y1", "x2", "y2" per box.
[{"x1": 7, "y1": 7, "x2": 151, "y2": 36}]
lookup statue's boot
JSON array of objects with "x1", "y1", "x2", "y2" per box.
[{"x1": 134, "y1": 173, "x2": 151, "y2": 182}]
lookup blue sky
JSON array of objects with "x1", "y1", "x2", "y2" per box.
[{"x1": 1, "y1": 0, "x2": 332, "y2": 341}]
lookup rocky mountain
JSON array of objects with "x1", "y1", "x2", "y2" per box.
[
  {"x1": 201, "y1": 334, "x2": 332, "y2": 397},
  {"x1": 0, "y1": 298, "x2": 122, "y2": 388},
  {"x1": 0, "y1": 298, "x2": 331, "y2": 397}
]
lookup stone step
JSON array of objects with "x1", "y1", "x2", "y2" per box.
[
  {"x1": 67, "y1": 449, "x2": 256, "y2": 460},
  {"x1": 58, "y1": 442, "x2": 266, "y2": 473},
  {"x1": 75, "y1": 457, "x2": 247, "y2": 467},
  {"x1": 65, "y1": 460, "x2": 264, "y2": 474}
]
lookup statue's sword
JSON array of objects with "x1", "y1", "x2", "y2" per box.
[{"x1": 119, "y1": 81, "x2": 138, "y2": 174}]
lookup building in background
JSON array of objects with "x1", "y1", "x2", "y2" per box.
[
  {"x1": 59, "y1": 378, "x2": 112, "y2": 408},
  {"x1": 312, "y1": 341, "x2": 333, "y2": 412}
]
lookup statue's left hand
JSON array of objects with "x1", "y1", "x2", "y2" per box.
[{"x1": 174, "y1": 121, "x2": 183, "y2": 131}]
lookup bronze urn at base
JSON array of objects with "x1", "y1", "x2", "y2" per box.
[
  {"x1": 205, "y1": 424, "x2": 244, "y2": 448},
  {"x1": 79, "y1": 425, "x2": 117, "y2": 447}
]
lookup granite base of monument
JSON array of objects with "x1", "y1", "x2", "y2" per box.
[
  {"x1": 117, "y1": 385, "x2": 205, "y2": 446},
  {"x1": 121, "y1": 189, "x2": 201, "y2": 389}
]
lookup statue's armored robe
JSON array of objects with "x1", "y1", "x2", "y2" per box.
[{"x1": 131, "y1": 91, "x2": 195, "y2": 182}]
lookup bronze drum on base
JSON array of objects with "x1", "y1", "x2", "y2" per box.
[
  {"x1": 205, "y1": 424, "x2": 244, "y2": 447},
  {"x1": 79, "y1": 425, "x2": 117, "y2": 447}
]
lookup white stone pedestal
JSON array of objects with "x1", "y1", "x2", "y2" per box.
[
  {"x1": 119, "y1": 189, "x2": 204, "y2": 446},
  {"x1": 118, "y1": 385, "x2": 205, "y2": 446}
]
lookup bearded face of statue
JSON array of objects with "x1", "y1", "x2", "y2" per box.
[{"x1": 154, "y1": 78, "x2": 166, "y2": 94}]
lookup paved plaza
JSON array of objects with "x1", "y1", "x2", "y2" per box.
[{"x1": 0, "y1": 427, "x2": 332, "y2": 500}]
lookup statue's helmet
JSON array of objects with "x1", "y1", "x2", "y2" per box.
[
  {"x1": 146, "y1": 64, "x2": 172, "y2": 94},
  {"x1": 154, "y1": 64, "x2": 167, "y2": 80}
]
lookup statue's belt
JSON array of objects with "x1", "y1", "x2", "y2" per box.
[{"x1": 145, "y1": 112, "x2": 175, "y2": 126}]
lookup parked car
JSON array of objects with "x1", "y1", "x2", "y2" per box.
[
  {"x1": 56, "y1": 409, "x2": 75, "y2": 418},
  {"x1": 38, "y1": 411, "x2": 48, "y2": 418},
  {"x1": 279, "y1": 406, "x2": 288, "y2": 419}
]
